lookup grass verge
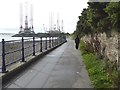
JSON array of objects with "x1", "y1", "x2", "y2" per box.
[{"x1": 79, "y1": 40, "x2": 118, "y2": 89}]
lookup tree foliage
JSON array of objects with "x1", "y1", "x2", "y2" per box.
[
  {"x1": 75, "y1": 2, "x2": 120, "y2": 36},
  {"x1": 104, "y1": 2, "x2": 120, "y2": 32}
]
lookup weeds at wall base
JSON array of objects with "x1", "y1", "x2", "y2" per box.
[{"x1": 79, "y1": 40, "x2": 118, "y2": 88}]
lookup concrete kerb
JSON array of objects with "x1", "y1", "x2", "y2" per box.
[{"x1": 1, "y1": 41, "x2": 67, "y2": 87}]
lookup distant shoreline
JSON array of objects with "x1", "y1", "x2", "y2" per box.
[{"x1": 0, "y1": 33, "x2": 15, "y2": 34}]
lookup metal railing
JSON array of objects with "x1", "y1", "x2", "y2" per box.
[{"x1": 0, "y1": 34, "x2": 67, "y2": 73}]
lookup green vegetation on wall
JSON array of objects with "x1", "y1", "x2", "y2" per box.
[
  {"x1": 79, "y1": 40, "x2": 118, "y2": 88},
  {"x1": 74, "y1": 2, "x2": 119, "y2": 88}
]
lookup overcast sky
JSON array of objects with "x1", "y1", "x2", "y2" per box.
[{"x1": 0, "y1": 0, "x2": 88, "y2": 33}]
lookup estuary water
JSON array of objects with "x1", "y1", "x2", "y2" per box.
[
  {"x1": 0, "y1": 33, "x2": 21, "y2": 42},
  {"x1": 0, "y1": 33, "x2": 20, "y2": 59},
  {"x1": 0, "y1": 33, "x2": 54, "y2": 42}
]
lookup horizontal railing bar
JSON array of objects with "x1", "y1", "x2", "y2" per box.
[
  {"x1": 23, "y1": 38, "x2": 33, "y2": 41},
  {"x1": 1, "y1": 35, "x2": 67, "y2": 73},
  {"x1": 6, "y1": 58, "x2": 22, "y2": 66},
  {"x1": 5, "y1": 38, "x2": 34, "y2": 42},
  {"x1": 24, "y1": 45, "x2": 33, "y2": 49},
  {"x1": 5, "y1": 39, "x2": 22, "y2": 42},
  {"x1": 5, "y1": 37, "x2": 42, "y2": 43},
  {"x1": 35, "y1": 43, "x2": 39, "y2": 45},
  {"x1": 5, "y1": 48, "x2": 22, "y2": 55}
]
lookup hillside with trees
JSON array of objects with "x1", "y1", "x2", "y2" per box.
[{"x1": 74, "y1": 1, "x2": 120, "y2": 88}]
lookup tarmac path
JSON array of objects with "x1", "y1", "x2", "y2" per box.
[{"x1": 5, "y1": 38, "x2": 93, "y2": 88}]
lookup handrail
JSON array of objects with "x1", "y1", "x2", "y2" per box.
[
  {"x1": 5, "y1": 48, "x2": 22, "y2": 55},
  {"x1": 6, "y1": 58, "x2": 22, "y2": 66},
  {"x1": 0, "y1": 34, "x2": 67, "y2": 73},
  {"x1": 24, "y1": 45, "x2": 33, "y2": 49},
  {"x1": 5, "y1": 39, "x2": 22, "y2": 42}
]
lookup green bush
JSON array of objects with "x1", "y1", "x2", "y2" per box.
[
  {"x1": 79, "y1": 40, "x2": 94, "y2": 55},
  {"x1": 72, "y1": 34, "x2": 76, "y2": 40},
  {"x1": 79, "y1": 41, "x2": 87, "y2": 54}
]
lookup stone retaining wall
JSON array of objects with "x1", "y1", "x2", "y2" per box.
[{"x1": 81, "y1": 32, "x2": 118, "y2": 63}]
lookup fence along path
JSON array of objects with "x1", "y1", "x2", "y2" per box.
[
  {"x1": 0, "y1": 34, "x2": 67, "y2": 73},
  {"x1": 4, "y1": 38, "x2": 92, "y2": 88}
]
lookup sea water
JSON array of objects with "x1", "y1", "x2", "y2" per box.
[
  {"x1": 0, "y1": 33, "x2": 55, "y2": 41},
  {"x1": 0, "y1": 33, "x2": 22, "y2": 42}
]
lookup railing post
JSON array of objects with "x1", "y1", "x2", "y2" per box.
[
  {"x1": 57, "y1": 37, "x2": 59, "y2": 45},
  {"x1": 49, "y1": 37, "x2": 51, "y2": 48},
  {"x1": 63, "y1": 35, "x2": 67, "y2": 43},
  {"x1": 60, "y1": 36, "x2": 62, "y2": 44},
  {"x1": 52, "y1": 37, "x2": 54, "y2": 47},
  {"x1": 33, "y1": 37, "x2": 35, "y2": 56},
  {"x1": 40, "y1": 37, "x2": 42, "y2": 52},
  {"x1": 54, "y1": 37, "x2": 55, "y2": 46},
  {"x1": 2, "y1": 39, "x2": 7, "y2": 73},
  {"x1": 45, "y1": 37, "x2": 47, "y2": 50},
  {"x1": 22, "y1": 37, "x2": 25, "y2": 62},
  {"x1": 61, "y1": 36, "x2": 63, "y2": 43},
  {"x1": 54, "y1": 37, "x2": 57, "y2": 46}
]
